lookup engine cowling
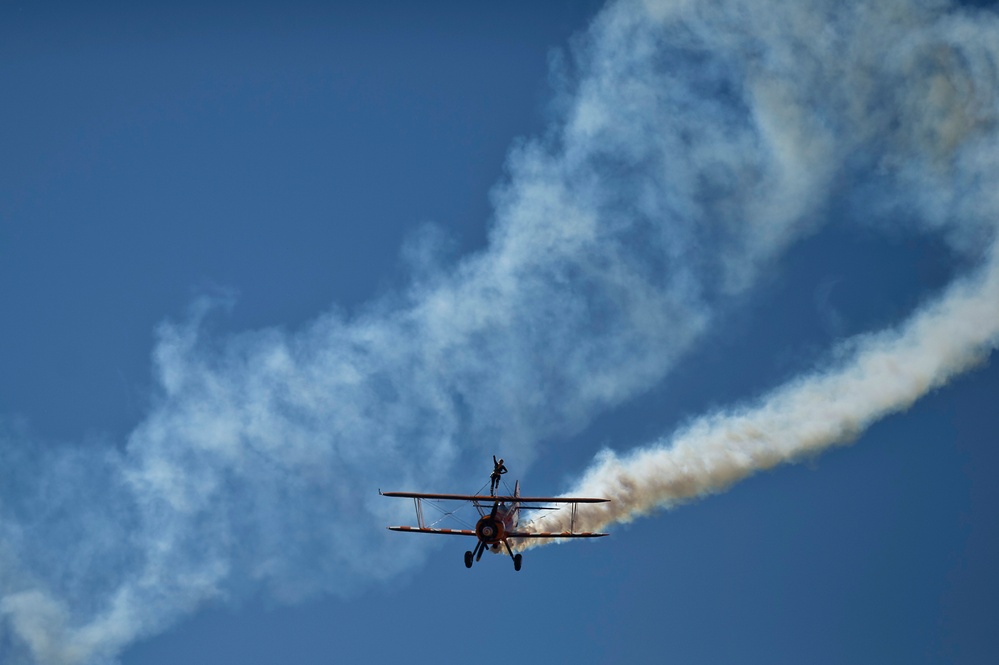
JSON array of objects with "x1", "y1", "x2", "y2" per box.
[{"x1": 475, "y1": 516, "x2": 505, "y2": 544}]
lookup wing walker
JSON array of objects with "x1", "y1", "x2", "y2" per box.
[{"x1": 380, "y1": 458, "x2": 609, "y2": 571}]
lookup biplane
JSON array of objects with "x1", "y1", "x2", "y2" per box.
[{"x1": 380, "y1": 466, "x2": 609, "y2": 571}]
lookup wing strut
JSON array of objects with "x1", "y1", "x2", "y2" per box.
[{"x1": 413, "y1": 497, "x2": 425, "y2": 529}]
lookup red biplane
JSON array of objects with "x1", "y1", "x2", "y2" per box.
[{"x1": 380, "y1": 463, "x2": 609, "y2": 571}]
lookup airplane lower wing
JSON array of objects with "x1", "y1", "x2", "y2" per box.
[
  {"x1": 507, "y1": 531, "x2": 609, "y2": 538},
  {"x1": 387, "y1": 526, "x2": 476, "y2": 535}
]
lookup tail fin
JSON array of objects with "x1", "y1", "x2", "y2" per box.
[{"x1": 512, "y1": 480, "x2": 521, "y2": 530}]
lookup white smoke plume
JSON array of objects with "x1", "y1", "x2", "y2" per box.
[
  {"x1": 521, "y1": 236, "x2": 999, "y2": 542},
  {"x1": 2, "y1": 0, "x2": 998, "y2": 663}
]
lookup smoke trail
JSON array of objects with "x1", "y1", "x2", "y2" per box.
[
  {"x1": 514, "y1": 0, "x2": 999, "y2": 545},
  {"x1": 2, "y1": 0, "x2": 998, "y2": 662},
  {"x1": 520, "y1": 238, "x2": 999, "y2": 543},
  {"x1": 518, "y1": 0, "x2": 999, "y2": 545}
]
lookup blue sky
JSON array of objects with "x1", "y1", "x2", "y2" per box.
[{"x1": 2, "y1": 1, "x2": 998, "y2": 664}]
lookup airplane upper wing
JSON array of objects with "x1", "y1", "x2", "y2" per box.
[
  {"x1": 386, "y1": 527, "x2": 608, "y2": 537},
  {"x1": 380, "y1": 491, "x2": 609, "y2": 504}
]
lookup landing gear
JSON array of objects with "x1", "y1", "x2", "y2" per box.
[
  {"x1": 465, "y1": 541, "x2": 487, "y2": 569},
  {"x1": 503, "y1": 540, "x2": 523, "y2": 571},
  {"x1": 464, "y1": 541, "x2": 523, "y2": 571}
]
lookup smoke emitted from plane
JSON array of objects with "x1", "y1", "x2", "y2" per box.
[
  {"x1": 520, "y1": 239, "x2": 999, "y2": 543},
  {"x1": 2, "y1": 0, "x2": 998, "y2": 663}
]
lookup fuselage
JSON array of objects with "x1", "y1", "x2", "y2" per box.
[
  {"x1": 477, "y1": 480, "x2": 521, "y2": 551},
  {"x1": 475, "y1": 501, "x2": 519, "y2": 549}
]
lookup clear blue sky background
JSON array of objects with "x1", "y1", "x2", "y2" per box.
[{"x1": 2, "y1": 1, "x2": 997, "y2": 664}]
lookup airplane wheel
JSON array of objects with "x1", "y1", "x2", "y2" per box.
[
  {"x1": 513, "y1": 553, "x2": 522, "y2": 571},
  {"x1": 464, "y1": 551, "x2": 473, "y2": 569}
]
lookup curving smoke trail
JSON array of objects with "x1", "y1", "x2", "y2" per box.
[
  {"x1": 2, "y1": 0, "x2": 998, "y2": 663},
  {"x1": 517, "y1": 0, "x2": 999, "y2": 544}
]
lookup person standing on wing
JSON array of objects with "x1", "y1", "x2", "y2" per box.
[{"x1": 490, "y1": 456, "x2": 507, "y2": 496}]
